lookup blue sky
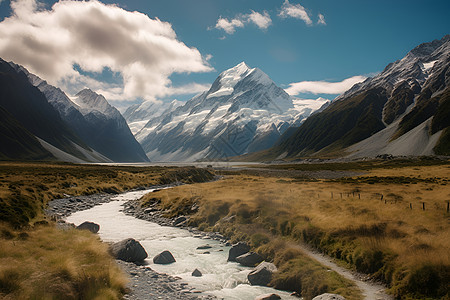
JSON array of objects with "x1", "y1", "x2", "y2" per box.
[{"x1": 0, "y1": 0, "x2": 449, "y2": 109}]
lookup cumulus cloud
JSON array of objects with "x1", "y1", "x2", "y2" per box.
[
  {"x1": 285, "y1": 76, "x2": 367, "y2": 95},
  {"x1": 248, "y1": 10, "x2": 272, "y2": 30},
  {"x1": 215, "y1": 17, "x2": 244, "y2": 34},
  {"x1": 214, "y1": 10, "x2": 272, "y2": 35},
  {"x1": 0, "y1": 0, "x2": 213, "y2": 101},
  {"x1": 317, "y1": 13, "x2": 326, "y2": 25},
  {"x1": 278, "y1": 0, "x2": 312, "y2": 25}
]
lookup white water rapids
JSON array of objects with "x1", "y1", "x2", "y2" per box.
[{"x1": 66, "y1": 189, "x2": 298, "y2": 300}]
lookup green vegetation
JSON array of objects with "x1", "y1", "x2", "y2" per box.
[{"x1": 141, "y1": 163, "x2": 450, "y2": 299}]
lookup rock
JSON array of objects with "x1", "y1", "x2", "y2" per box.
[
  {"x1": 192, "y1": 269, "x2": 202, "y2": 277},
  {"x1": 197, "y1": 245, "x2": 212, "y2": 250},
  {"x1": 110, "y1": 238, "x2": 148, "y2": 263},
  {"x1": 76, "y1": 221, "x2": 100, "y2": 233},
  {"x1": 248, "y1": 262, "x2": 278, "y2": 286},
  {"x1": 173, "y1": 216, "x2": 187, "y2": 226},
  {"x1": 255, "y1": 293, "x2": 282, "y2": 300},
  {"x1": 312, "y1": 293, "x2": 346, "y2": 300},
  {"x1": 153, "y1": 250, "x2": 176, "y2": 264},
  {"x1": 227, "y1": 242, "x2": 250, "y2": 261},
  {"x1": 236, "y1": 252, "x2": 264, "y2": 267}
]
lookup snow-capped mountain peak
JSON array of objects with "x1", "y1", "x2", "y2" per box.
[
  {"x1": 73, "y1": 88, "x2": 117, "y2": 117},
  {"x1": 207, "y1": 61, "x2": 253, "y2": 99},
  {"x1": 131, "y1": 62, "x2": 328, "y2": 161}
]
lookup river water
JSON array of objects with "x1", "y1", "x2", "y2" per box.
[{"x1": 66, "y1": 189, "x2": 298, "y2": 300}]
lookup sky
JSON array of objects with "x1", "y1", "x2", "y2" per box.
[{"x1": 0, "y1": 0, "x2": 449, "y2": 110}]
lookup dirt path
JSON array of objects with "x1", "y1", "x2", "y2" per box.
[{"x1": 292, "y1": 243, "x2": 393, "y2": 300}]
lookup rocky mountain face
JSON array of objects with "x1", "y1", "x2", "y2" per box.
[
  {"x1": 123, "y1": 99, "x2": 182, "y2": 135},
  {"x1": 133, "y1": 62, "x2": 329, "y2": 161},
  {"x1": 0, "y1": 59, "x2": 149, "y2": 162},
  {"x1": 0, "y1": 58, "x2": 98, "y2": 161},
  {"x1": 269, "y1": 34, "x2": 450, "y2": 159},
  {"x1": 25, "y1": 68, "x2": 149, "y2": 162}
]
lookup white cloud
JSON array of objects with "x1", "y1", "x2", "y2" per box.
[
  {"x1": 285, "y1": 76, "x2": 367, "y2": 95},
  {"x1": 278, "y1": 0, "x2": 312, "y2": 25},
  {"x1": 215, "y1": 17, "x2": 244, "y2": 34},
  {"x1": 248, "y1": 10, "x2": 272, "y2": 30},
  {"x1": 317, "y1": 13, "x2": 326, "y2": 25},
  {"x1": 214, "y1": 10, "x2": 272, "y2": 35},
  {"x1": 0, "y1": 0, "x2": 213, "y2": 101}
]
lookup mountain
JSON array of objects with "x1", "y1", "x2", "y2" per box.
[
  {"x1": 23, "y1": 68, "x2": 149, "y2": 162},
  {"x1": 0, "y1": 105, "x2": 53, "y2": 160},
  {"x1": 134, "y1": 62, "x2": 329, "y2": 161},
  {"x1": 123, "y1": 99, "x2": 182, "y2": 135},
  {"x1": 0, "y1": 58, "x2": 106, "y2": 162},
  {"x1": 266, "y1": 34, "x2": 450, "y2": 159},
  {"x1": 69, "y1": 89, "x2": 149, "y2": 162}
]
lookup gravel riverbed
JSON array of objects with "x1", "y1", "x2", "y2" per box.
[{"x1": 46, "y1": 188, "x2": 217, "y2": 300}]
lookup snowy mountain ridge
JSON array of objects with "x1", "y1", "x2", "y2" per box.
[{"x1": 129, "y1": 62, "x2": 329, "y2": 161}]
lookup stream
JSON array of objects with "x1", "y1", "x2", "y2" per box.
[{"x1": 65, "y1": 189, "x2": 298, "y2": 300}]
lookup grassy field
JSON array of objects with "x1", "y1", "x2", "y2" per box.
[
  {"x1": 141, "y1": 161, "x2": 450, "y2": 299},
  {"x1": 0, "y1": 162, "x2": 215, "y2": 299}
]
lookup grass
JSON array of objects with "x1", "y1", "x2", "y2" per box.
[
  {"x1": 0, "y1": 161, "x2": 215, "y2": 299},
  {"x1": 0, "y1": 161, "x2": 215, "y2": 227},
  {"x1": 0, "y1": 222, "x2": 127, "y2": 299},
  {"x1": 140, "y1": 163, "x2": 450, "y2": 299}
]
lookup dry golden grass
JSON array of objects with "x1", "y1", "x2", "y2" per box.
[
  {"x1": 0, "y1": 162, "x2": 215, "y2": 299},
  {"x1": 144, "y1": 164, "x2": 450, "y2": 299},
  {"x1": 0, "y1": 222, "x2": 127, "y2": 299}
]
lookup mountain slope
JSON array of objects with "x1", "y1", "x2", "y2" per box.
[
  {"x1": 0, "y1": 106, "x2": 53, "y2": 160},
  {"x1": 0, "y1": 58, "x2": 96, "y2": 160},
  {"x1": 70, "y1": 89, "x2": 149, "y2": 162},
  {"x1": 123, "y1": 99, "x2": 182, "y2": 135},
  {"x1": 23, "y1": 67, "x2": 149, "y2": 162},
  {"x1": 135, "y1": 62, "x2": 328, "y2": 161},
  {"x1": 269, "y1": 34, "x2": 450, "y2": 159}
]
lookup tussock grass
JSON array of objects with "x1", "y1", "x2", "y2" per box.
[
  {"x1": 0, "y1": 222, "x2": 127, "y2": 299},
  {"x1": 142, "y1": 164, "x2": 450, "y2": 299},
  {"x1": 0, "y1": 162, "x2": 215, "y2": 299}
]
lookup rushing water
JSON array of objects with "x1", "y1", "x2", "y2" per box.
[{"x1": 66, "y1": 189, "x2": 298, "y2": 300}]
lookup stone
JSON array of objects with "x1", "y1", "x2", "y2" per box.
[
  {"x1": 255, "y1": 293, "x2": 282, "y2": 300},
  {"x1": 173, "y1": 216, "x2": 187, "y2": 226},
  {"x1": 76, "y1": 221, "x2": 100, "y2": 233},
  {"x1": 227, "y1": 242, "x2": 250, "y2": 261},
  {"x1": 153, "y1": 250, "x2": 176, "y2": 264},
  {"x1": 197, "y1": 245, "x2": 212, "y2": 250},
  {"x1": 236, "y1": 252, "x2": 264, "y2": 267},
  {"x1": 312, "y1": 293, "x2": 346, "y2": 300},
  {"x1": 110, "y1": 238, "x2": 148, "y2": 263},
  {"x1": 192, "y1": 268, "x2": 202, "y2": 277},
  {"x1": 248, "y1": 262, "x2": 278, "y2": 286}
]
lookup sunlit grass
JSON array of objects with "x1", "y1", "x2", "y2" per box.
[
  {"x1": 0, "y1": 222, "x2": 127, "y2": 299},
  {"x1": 142, "y1": 164, "x2": 450, "y2": 299}
]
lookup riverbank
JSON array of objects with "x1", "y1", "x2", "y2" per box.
[
  {"x1": 0, "y1": 162, "x2": 215, "y2": 299},
  {"x1": 135, "y1": 162, "x2": 450, "y2": 299}
]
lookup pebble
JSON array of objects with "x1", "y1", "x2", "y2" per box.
[{"x1": 46, "y1": 187, "x2": 217, "y2": 300}]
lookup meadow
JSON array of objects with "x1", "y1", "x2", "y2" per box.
[
  {"x1": 141, "y1": 160, "x2": 450, "y2": 299},
  {"x1": 0, "y1": 162, "x2": 214, "y2": 299}
]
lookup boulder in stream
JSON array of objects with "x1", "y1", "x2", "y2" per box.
[
  {"x1": 236, "y1": 252, "x2": 264, "y2": 267},
  {"x1": 255, "y1": 293, "x2": 281, "y2": 300},
  {"x1": 248, "y1": 262, "x2": 278, "y2": 286},
  {"x1": 110, "y1": 238, "x2": 148, "y2": 263},
  {"x1": 192, "y1": 268, "x2": 202, "y2": 277},
  {"x1": 76, "y1": 221, "x2": 100, "y2": 233},
  {"x1": 153, "y1": 250, "x2": 176, "y2": 264},
  {"x1": 312, "y1": 293, "x2": 346, "y2": 300},
  {"x1": 227, "y1": 242, "x2": 250, "y2": 261}
]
